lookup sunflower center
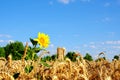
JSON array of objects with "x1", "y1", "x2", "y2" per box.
[{"x1": 39, "y1": 37, "x2": 45, "y2": 43}]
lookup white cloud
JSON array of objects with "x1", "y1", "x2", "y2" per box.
[
  {"x1": 28, "y1": 42, "x2": 33, "y2": 46},
  {"x1": 112, "y1": 46, "x2": 120, "y2": 49},
  {"x1": 57, "y1": 0, "x2": 93, "y2": 4},
  {"x1": 49, "y1": 1, "x2": 53, "y2": 5},
  {"x1": 107, "y1": 32, "x2": 115, "y2": 38},
  {"x1": 83, "y1": 44, "x2": 88, "y2": 47},
  {"x1": 49, "y1": 44, "x2": 54, "y2": 48},
  {"x1": 96, "y1": 17, "x2": 111, "y2": 23},
  {"x1": 101, "y1": 42, "x2": 105, "y2": 45},
  {"x1": 89, "y1": 45, "x2": 96, "y2": 48},
  {"x1": 58, "y1": 0, "x2": 70, "y2": 4},
  {"x1": 90, "y1": 42, "x2": 95, "y2": 44},
  {"x1": 0, "y1": 39, "x2": 14, "y2": 43},
  {"x1": 0, "y1": 34, "x2": 12, "y2": 38},
  {"x1": 7, "y1": 40, "x2": 14, "y2": 43},
  {"x1": 104, "y1": 2, "x2": 111, "y2": 7},
  {"x1": 80, "y1": 0, "x2": 91, "y2": 2},
  {"x1": 58, "y1": 0, "x2": 75, "y2": 4},
  {"x1": 0, "y1": 40, "x2": 4, "y2": 43},
  {"x1": 105, "y1": 40, "x2": 120, "y2": 44},
  {"x1": 23, "y1": 42, "x2": 33, "y2": 46},
  {"x1": 47, "y1": 44, "x2": 56, "y2": 55},
  {"x1": 102, "y1": 17, "x2": 111, "y2": 22},
  {"x1": 77, "y1": 40, "x2": 120, "y2": 60},
  {"x1": 73, "y1": 34, "x2": 80, "y2": 37},
  {"x1": 27, "y1": 42, "x2": 33, "y2": 46}
]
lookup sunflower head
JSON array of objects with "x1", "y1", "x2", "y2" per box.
[{"x1": 34, "y1": 32, "x2": 50, "y2": 48}]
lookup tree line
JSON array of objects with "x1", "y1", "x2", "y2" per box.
[{"x1": 0, "y1": 41, "x2": 119, "y2": 61}]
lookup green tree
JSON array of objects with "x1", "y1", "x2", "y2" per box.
[
  {"x1": 41, "y1": 54, "x2": 57, "y2": 62},
  {"x1": 84, "y1": 53, "x2": 93, "y2": 61},
  {"x1": 41, "y1": 55, "x2": 52, "y2": 62},
  {"x1": 4, "y1": 41, "x2": 24, "y2": 60},
  {"x1": 66, "y1": 52, "x2": 76, "y2": 61},
  {"x1": 0, "y1": 47, "x2": 5, "y2": 57},
  {"x1": 51, "y1": 54, "x2": 57, "y2": 61},
  {"x1": 113, "y1": 55, "x2": 119, "y2": 60}
]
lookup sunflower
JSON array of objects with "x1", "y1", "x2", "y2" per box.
[{"x1": 34, "y1": 32, "x2": 50, "y2": 48}]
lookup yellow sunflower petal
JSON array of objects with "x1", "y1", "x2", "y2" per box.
[
  {"x1": 34, "y1": 38, "x2": 39, "y2": 41},
  {"x1": 34, "y1": 32, "x2": 50, "y2": 48}
]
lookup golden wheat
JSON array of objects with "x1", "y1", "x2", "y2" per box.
[
  {"x1": 0, "y1": 71, "x2": 14, "y2": 80},
  {"x1": 0, "y1": 51, "x2": 120, "y2": 80}
]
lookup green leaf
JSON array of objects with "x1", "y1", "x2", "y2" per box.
[
  {"x1": 40, "y1": 61, "x2": 51, "y2": 67},
  {"x1": 34, "y1": 47, "x2": 41, "y2": 53},
  {"x1": 34, "y1": 47, "x2": 46, "y2": 53},
  {"x1": 30, "y1": 38, "x2": 38, "y2": 46},
  {"x1": 25, "y1": 65, "x2": 33, "y2": 74}
]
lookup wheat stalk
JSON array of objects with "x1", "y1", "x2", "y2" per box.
[
  {"x1": 0, "y1": 71, "x2": 14, "y2": 80},
  {"x1": 7, "y1": 54, "x2": 12, "y2": 68},
  {"x1": 22, "y1": 42, "x2": 28, "y2": 61}
]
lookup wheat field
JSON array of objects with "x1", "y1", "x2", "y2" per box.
[{"x1": 0, "y1": 52, "x2": 120, "y2": 80}]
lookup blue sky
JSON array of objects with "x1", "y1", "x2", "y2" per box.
[{"x1": 0, "y1": 0, "x2": 120, "y2": 60}]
